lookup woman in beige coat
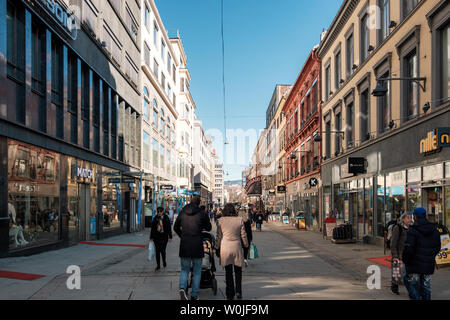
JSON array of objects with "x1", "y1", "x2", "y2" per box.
[{"x1": 216, "y1": 203, "x2": 249, "y2": 300}]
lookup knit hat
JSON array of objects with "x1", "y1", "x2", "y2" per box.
[{"x1": 413, "y1": 207, "x2": 427, "y2": 217}]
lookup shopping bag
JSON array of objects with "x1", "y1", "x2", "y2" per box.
[
  {"x1": 148, "y1": 241, "x2": 155, "y2": 261},
  {"x1": 249, "y1": 243, "x2": 259, "y2": 260}
]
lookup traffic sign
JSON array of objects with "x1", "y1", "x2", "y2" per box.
[{"x1": 309, "y1": 178, "x2": 318, "y2": 187}]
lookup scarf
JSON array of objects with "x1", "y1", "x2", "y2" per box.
[{"x1": 157, "y1": 217, "x2": 164, "y2": 233}]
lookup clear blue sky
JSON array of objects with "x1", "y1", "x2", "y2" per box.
[{"x1": 155, "y1": 0, "x2": 343, "y2": 181}]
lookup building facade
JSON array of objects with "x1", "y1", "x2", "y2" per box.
[
  {"x1": 1, "y1": 0, "x2": 143, "y2": 256},
  {"x1": 213, "y1": 154, "x2": 225, "y2": 208},
  {"x1": 193, "y1": 119, "x2": 213, "y2": 207},
  {"x1": 282, "y1": 48, "x2": 322, "y2": 230},
  {"x1": 318, "y1": 0, "x2": 450, "y2": 244}
]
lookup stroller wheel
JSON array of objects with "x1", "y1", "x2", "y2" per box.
[{"x1": 212, "y1": 278, "x2": 218, "y2": 296}]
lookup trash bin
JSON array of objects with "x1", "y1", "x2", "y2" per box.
[{"x1": 295, "y1": 212, "x2": 306, "y2": 229}]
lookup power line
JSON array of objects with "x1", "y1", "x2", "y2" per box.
[{"x1": 221, "y1": 0, "x2": 228, "y2": 146}]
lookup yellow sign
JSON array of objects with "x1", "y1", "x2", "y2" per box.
[
  {"x1": 420, "y1": 130, "x2": 438, "y2": 154},
  {"x1": 436, "y1": 234, "x2": 450, "y2": 265}
]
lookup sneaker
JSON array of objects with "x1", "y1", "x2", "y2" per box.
[
  {"x1": 236, "y1": 293, "x2": 242, "y2": 300},
  {"x1": 244, "y1": 259, "x2": 248, "y2": 267},
  {"x1": 163, "y1": 262, "x2": 167, "y2": 268},
  {"x1": 190, "y1": 296, "x2": 199, "y2": 301},
  {"x1": 155, "y1": 266, "x2": 160, "y2": 271},
  {"x1": 179, "y1": 289, "x2": 188, "y2": 300},
  {"x1": 391, "y1": 290, "x2": 400, "y2": 295}
]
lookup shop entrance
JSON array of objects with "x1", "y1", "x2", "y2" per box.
[
  {"x1": 349, "y1": 193, "x2": 358, "y2": 240},
  {"x1": 423, "y1": 187, "x2": 444, "y2": 224},
  {"x1": 78, "y1": 184, "x2": 91, "y2": 241}
]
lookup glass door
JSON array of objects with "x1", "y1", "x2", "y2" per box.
[
  {"x1": 423, "y1": 187, "x2": 443, "y2": 224},
  {"x1": 78, "y1": 184, "x2": 90, "y2": 241}
]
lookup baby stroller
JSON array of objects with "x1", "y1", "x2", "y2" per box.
[{"x1": 188, "y1": 231, "x2": 218, "y2": 296}]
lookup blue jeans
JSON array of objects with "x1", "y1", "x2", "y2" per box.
[
  {"x1": 179, "y1": 257, "x2": 202, "y2": 298},
  {"x1": 404, "y1": 273, "x2": 432, "y2": 300}
]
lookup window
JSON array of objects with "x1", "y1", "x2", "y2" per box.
[
  {"x1": 335, "y1": 112, "x2": 341, "y2": 155},
  {"x1": 152, "y1": 138, "x2": 158, "y2": 168},
  {"x1": 103, "y1": 23, "x2": 122, "y2": 66},
  {"x1": 377, "y1": 71, "x2": 390, "y2": 133},
  {"x1": 312, "y1": 80, "x2": 318, "y2": 113},
  {"x1": 144, "y1": 4, "x2": 150, "y2": 29},
  {"x1": 166, "y1": 150, "x2": 170, "y2": 174},
  {"x1": 378, "y1": 0, "x2": 390, "y2": 44},
  {"x1": 160, "y1": 145, "x2": 165, "y2": 169},
  {"x1": 173, "y1": 64, "x2": 176, "y2": 83},
  {"x1": 346, "y1": 101, "x2": 355, "y2": 148},
  {"x1": 153, "y1": 23, "x2": 158, "y2": 45},
  {"x1": 360, "y1": 14, "x2": 370, "y2": 62},
  {"x1": 168, "y1": 54, "x2": 172, "y2": 73},
  {"x1": 161, "y1": 40, "x2": 165, "y2": 61},
  {"x1": 143, "y1": 131, "x2": 150, "y2": 168},
  {"x1": 335, "y1": 50, "x2": 341, "y2": 90},
  {"x1": 153, "y1": 58, "x2": 159, "y2": 80},
  {"x1": 404, "y1": 49, "x2": 419, "y2": 120},
  {"x1": 143, "y1": 87, "x2": 150, "y2": 121},
  {"x1": 325, "y1": 65, "x2": 331, "y2": 100},
  {"x1": 125, "y1": 4, "x2": 138, "y2": 41},
  {"x1": 68, "y1": 53, "x2": 78, "y2": 143},
  {"x1": 144, "y1": 42, "x2": 151, "y2": 67},
  {"x1": 346, "y1": 32, "x2": 354, "y2": 78},
  {"x1": 92, "y1": 75, "x2": 100, "y2": 152},
  {"x1": 402, "y1": 0, "x2": 418, "y2": 21},
  {"x1": 31, "y1": 20, "x2": 45, "y2": 95},
  {"x1": 360, "y1": 89, "x2": 370, "y2": 143},
  {"x1": 325, "y1": 118, "x2": 331, "y2": 159},
  {"x1": 441, "y1": 23, "x2": 450, "y2": 101},
  {"x1": 6, "y1": 0, "x2": 25, "y2": 83},
  {"x1": 125, "y1": 54, "x2": 138, "y2": 86}
]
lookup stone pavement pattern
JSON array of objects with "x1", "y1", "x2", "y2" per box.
[{"x1": 0, "y1": 220, "x2": 448, "y2": 300}]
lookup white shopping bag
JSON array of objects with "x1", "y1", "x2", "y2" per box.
[{"x1": 148, "y1": 241, "x2": 155, "y2": 261}]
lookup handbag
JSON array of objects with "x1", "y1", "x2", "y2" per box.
[
  {"x1": 249, "y1": 243, "x2": 259, "y2": 259},
  {"x1": 148, "y1": 241, "x2": 155, "y2": 262}
]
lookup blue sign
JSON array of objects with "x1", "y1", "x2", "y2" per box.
[{"x1": 90, "y1": 217, "x2": 96, "y2": 234}]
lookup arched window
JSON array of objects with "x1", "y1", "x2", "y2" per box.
[{"x1": 153, "y1": 98, "x2": 158, "y2": 108}]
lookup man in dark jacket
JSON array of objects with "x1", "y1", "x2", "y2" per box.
[
  {"x1": 174, "y1": 196, "x2": 212, "y2": 301},
  {"x1": 402, "y1": 207, "x2": 441, "y2": 300}
]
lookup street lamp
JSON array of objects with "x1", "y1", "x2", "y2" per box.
[
  {"x1": 313, "y1": 131, "x2": 345, "y2": 142},
  {"x1": 372, "y1": 77, "x2": 426, "y2": 97}
]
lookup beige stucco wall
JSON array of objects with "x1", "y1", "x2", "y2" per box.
[{"x1": 319, "y1": 0, "x2": 436, "y2": 158}]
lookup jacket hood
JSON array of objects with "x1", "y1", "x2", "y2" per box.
[
  {"x1": 183, "y1": 203, "x2": 202, "y2": 216},
  {"x1": 412, "y1": 217, "x2": 436, "y2": 236}
]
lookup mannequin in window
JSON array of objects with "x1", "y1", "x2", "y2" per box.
[{"x1": 8, "y1": 196, "x2": 29, "y2": 246}]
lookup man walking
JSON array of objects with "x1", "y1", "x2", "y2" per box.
[
  {"x1": 174, "y1": 196, "x2": 212, "y2": 300},
  {"x1": 402, "y1": 207, "x2": 441, "y2": 300}
]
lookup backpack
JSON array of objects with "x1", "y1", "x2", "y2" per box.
[
  {"x1": 387, "y1": 223, "x2": 403, "y2": 250},
  {"x1": 385, "y1": 220, "x2": 398, "y2": 249}
]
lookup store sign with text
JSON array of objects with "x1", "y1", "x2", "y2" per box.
[{"x1": 420, "y1": 128, "x2": 450, "y2": 155}]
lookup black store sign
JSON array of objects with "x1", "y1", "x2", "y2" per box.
[
  {"x1": 277, "y1": 186, "x2": 286, "y2": 193},
  {"x1": 348, "y1": 157, "x2": 366, "y2": 174}
]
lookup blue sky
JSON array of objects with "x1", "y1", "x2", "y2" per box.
[{"x1": 155, "y1": 0, "x2": 343, "y2": 181}]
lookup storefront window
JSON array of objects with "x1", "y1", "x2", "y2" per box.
[
  {"x1": 376, "y1": 175, "x2": 385, "y2": 237},
  {"x1": 323, "y1": 185, "x2": 331, "y2": 223},
  {"x1": 445, "y1": 186, "x2": 450, "y2": 230},
  {"x1": 407, "y1": 167, "x2": 421, "y2": 183},
  {"x1": 102, "y1": 167, "x2": 121, "y2": 230},
  {"x1": 386, "y1": 171, "x2": 406, "y2": 223},
  {"x1": 67, "y1": 157, "x2": 78, "y2": 243},
  {"x1": 407, "y1": 185, "x2": 421, "y2": 212},
  {"x1": 423, "y1": 163, "x2": 443, "y2": 181},
  {"x1": 333, "y1": 183, "x2": 345, "y2": 220},
  {"x1": 445, "y1": 162, "x2": 450, "y2": 178},
  {"x1": 7, "y1": 140, "x2": 60, "y2": 250},
  {"x1": 311, "y1": 193, "x2": 318, "y2": 229},
  {"x1": 364, "y1": 178, "x2": 373, "y2": 236},
  {"x1": 357, "y1": 179, "x2": 364, "y2": 239}
]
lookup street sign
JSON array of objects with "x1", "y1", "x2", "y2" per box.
[
  {"x1": 161, "y1": 185, "x2": 174, "y2": 190},
  {"x1": 277, "y1": 186, "x2": 286, "y2": 193},
  {"x1": 309, "y1": 178, "x2": 318, "y2": 187},
  {"x1": 122, "y1": 177, "x2": 135, "y2": 183}
]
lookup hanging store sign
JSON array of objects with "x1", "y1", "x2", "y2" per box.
[
  {"x1": 309, "y1": 178, "x2": 318, "y2": 187},
  {"x1": 277, "y1": 185, "x2": 286, "y2": 193},
  {"x1": 347, "y1": 157, "x2": 366, "y2": 174},
  {"x1": 33, "y1": 0, "x2": 79, "y2": 40}
]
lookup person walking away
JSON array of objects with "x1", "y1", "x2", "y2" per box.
[
  {"x1": 239, "y1": 209, "x2": 253, "y2": 267},
  {"x1": 390, "y1": 212, "x2": 412, "y2": 295},
  {"x1": 174, "y1": 196, "x2": 212, "y2": 301},
  {"x1": 216, "y1": 204, "x2": 249, "y2": 300},
  {"x1": 150, "y1": 207, "x2": 172, "y2": 271},
  {"x1": 256, "y1": 211, "x2": 263, "y2": 231},
  {"x1": 402, "y1": 207, "x2": 441, "y2": 300}
]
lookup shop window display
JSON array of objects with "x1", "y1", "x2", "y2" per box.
[
  {"x1": 376, "y1": 175, "x2": 385, "y2": 237},
  {"x1": 7, "y1": 140, "x2": 60, "y2": 249},
  {"x1": 407, "y1": 185, "x2": 421, "y2": 212},
  {"x1": 445, "y1": 187, "x2": 450, "y2": 230},
  {"x1": 333, "y1": 183, "x2": 345, "y2": 220},
  {"x1": 364, "y1": 178, "x2": 373, "y2": 236},
  {"x1": 386, "y1": 171, "x2": 406, "y2": 223},
  {"x1": 102, "y1": 167, "x2": 121, "y2": 230}
]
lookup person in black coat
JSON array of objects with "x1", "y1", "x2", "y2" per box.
[
  {"x1": 402, "y1": 207, "x2": 441, "y2": 300},
  {"x1": 150, "y1": 207, "x2": 173, "y2": 271},
  {"x1": 239, "y1": 210, "x2": 253, "y2": 266},
  {"x1": 174, "y1": 196, "x2": 212, "y2": 300}
]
